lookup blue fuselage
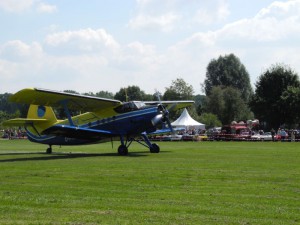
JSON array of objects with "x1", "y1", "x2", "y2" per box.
[{"x1": 26, "y1": 106, "x2": 159, "y2": 146}]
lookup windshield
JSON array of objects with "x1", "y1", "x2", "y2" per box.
[{"x1": 114, "y1": 101, "x2": 147, "y2": 113}]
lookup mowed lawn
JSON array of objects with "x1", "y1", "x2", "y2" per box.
[{"x1": 0, "y1": 139, "x2": 299, "y2": 225}]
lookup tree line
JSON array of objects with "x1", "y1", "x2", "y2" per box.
[{"x1": 1, "y1": 53, "x2": 300, "y2": 130}]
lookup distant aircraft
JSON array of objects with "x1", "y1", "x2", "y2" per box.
[{"x1": 3, "y1": 88, "x2": 194, "y2": 155}]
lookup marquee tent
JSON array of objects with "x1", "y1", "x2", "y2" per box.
[{"x1": 171, "y1": 108, "x2": 205, "y2": 130}]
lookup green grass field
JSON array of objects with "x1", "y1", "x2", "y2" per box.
[{"x1": 0, "y1": 139, "x2": 299, "y2": 225}]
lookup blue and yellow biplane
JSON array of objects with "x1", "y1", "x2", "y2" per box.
[{"x1": 4, "y1": 88, "x2": 194, "y2": 155}]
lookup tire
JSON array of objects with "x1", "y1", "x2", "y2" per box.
[
  {"x1": 46, "y1": 147, "x2": 52, "y2": 154},
  {"x1": 150, "y1": 143, "x2": 160, "y2": 153},
  {"x1": 118, "y1": 145, "x2": 128, "y2": 156}
]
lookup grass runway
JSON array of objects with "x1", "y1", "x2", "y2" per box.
[{"x1": 0, "y1": 139, "x2": 299, "y2": 224}]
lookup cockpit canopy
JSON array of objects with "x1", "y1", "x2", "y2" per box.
[{"x1": 114, "y1": 101, "x2": 148, "y2": 113}]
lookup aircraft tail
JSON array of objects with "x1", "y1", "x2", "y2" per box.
[{"x1": 3, "y1": 105, "x2": 58, "y2": 134}]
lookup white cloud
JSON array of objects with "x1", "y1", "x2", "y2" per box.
[
  {"x1": 36, "y1": 2, "x2": 57, "y2": 13},
  {"x1": 0, "y1": 0, "x2": 57, "y2": 13},
  {"x1": 193, "y1": 0, "x2": 230, "y2": 25},
  {"x1": 128, "y1": 0, "x2": 230, "y2": 31},
  {"x1": 128, "y1": 13, "x2": 180, "y2": 32},
  {"x1": 2, "y1": 1, "x2": 300, "y2": 95},
  {"x1": 163, "y1": 0, "x2": 300, "y2": 89},
  {"x1": 0, "y1": 40, "x2": 43, "y2": 62},
  {"x1": 0, "y1": 0, "x2": 34, "y2": 12},
  {"x1": 256, "y1": 0, "x2": 300, "y2": 19},
  {"x1": 45, "y1": 28, "x2": 120, "y2": 53}
]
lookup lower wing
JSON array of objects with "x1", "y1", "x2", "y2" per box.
[
  {"x1": 148, "y1": 127, "x2": 185, "y2": 135},
  {"x1": 42, "y1": 125, "x2": 114, "y2": 140}
]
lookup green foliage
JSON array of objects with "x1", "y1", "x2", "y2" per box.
[
  {"x1": 199, "y1": 113, "x2": 221, "y2": 128},
  {"x1": 0, "y1": 140, "x2": 299, "y2": 224},
  {"x1": 0, "y1": 110, "x2": 21, "y2": 129},
  {"x1": 205, "y1": 86, "x2": 224, "y2": 116},
  {"x1": 0, "y1": 93, "x2": 27, "y2": 118},
  {"x1": 204, "y1": 53, "x2": 253, "y2": 102},
  {"x1": 280, "y1": 86, "x2": 300, "y2": 127},
  {"x1": 114, "y1": 85, "x2": 152, "y2": 101},
  {"x1": 82, "y1": 90, "x2": 114, "y2": 99},
  {"x1": 194, "y1": 94, "x2": 207, "y2": 115},
  {"x1": 163, "y1": 78, "x2": 194, "y2": 100},
  {"x1": 0, "y1": 93, "x2": 16, "y2": 113},
  {"x1": 205, "y1": 86, "x2": 253, "y2": 125},
  {"x1": 162, "y1": 78, "x2": 196, "y2": 121},
  {"x1": 250, "y1": 63, "x2": 300, "y2": 128}
]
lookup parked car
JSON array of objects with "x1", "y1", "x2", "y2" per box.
[
  {"x1": 251, "y1": 132, "x2": 279, "y2": 141},
  {"x1": 162, "y1": 134, "x2": 182, "y2": 141}
]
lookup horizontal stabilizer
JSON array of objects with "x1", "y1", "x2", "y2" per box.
[
  {"x1": 42, "y1": 124, "x2": 113, "y2": 140},
  {"x1": 2, "y1": 118, "x2": 48, "y2": 126}
]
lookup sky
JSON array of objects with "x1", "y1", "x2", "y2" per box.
[{"x1": 1, "y1": 0, "x2": 300, "y2": 95}]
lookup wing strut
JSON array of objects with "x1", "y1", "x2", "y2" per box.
[{"x1": 61, "y1": 100, "x2": 75, "y2": 126}]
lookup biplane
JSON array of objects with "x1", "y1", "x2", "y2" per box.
[{"x1": 3, "y1": 88, "x2": 194, "y2": 155}]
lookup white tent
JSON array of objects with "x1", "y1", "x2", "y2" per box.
[{"x1": 171, "y1": 108, "x2": 205, "y2": 130}]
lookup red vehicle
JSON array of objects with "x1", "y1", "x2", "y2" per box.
[{"x1": 214, "y1": 124, "x2": 251, "y2": 141}]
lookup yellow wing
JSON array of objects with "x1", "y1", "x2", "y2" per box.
[{"x1": 10, "y1": 88, "x2": 122, "y2": 112}]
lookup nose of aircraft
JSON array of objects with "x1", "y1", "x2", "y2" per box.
[{"x1": 151, "y1": 105, "x2": 174, "y2": 132}]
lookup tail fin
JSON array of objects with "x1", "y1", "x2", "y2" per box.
[
  {"x1": 27, "y1": 105, "x2": 57, "y2": 122},
  {"x1": 3, "y1": 105, "x2": 58, "y2": 134}
]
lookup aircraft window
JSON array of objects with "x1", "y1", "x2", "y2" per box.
[
  {"x1": 114, "y1": 101, "x2": 146, "y2": 113},
  {"x1": 133, "y1": 101, "x2": 146, "y2": 109}
]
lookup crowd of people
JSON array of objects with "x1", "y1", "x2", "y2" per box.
[
  {"x1": 271, "y1": 128, "x2": 298, "y2": 142},
  {"x1": 1, "y1": 128, "x2": 26, "y2": 139}
]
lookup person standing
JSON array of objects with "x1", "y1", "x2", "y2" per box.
[
  {"x1": 280, "y1": 129, "x2": 287, "y2": 142},
  {"x1": 291, "y1": 130, "x2": 295, "y2": 142},
  {"x1": 271, "y1": 128, "x2": 276, "y2": 141}
]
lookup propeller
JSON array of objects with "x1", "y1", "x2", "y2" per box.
[
  {"x1": 151, "y1": 90, "x2": 174, "y2": 133},
  {"x1": 151, "y1": 104, "x2": 174, "y2": 133}
]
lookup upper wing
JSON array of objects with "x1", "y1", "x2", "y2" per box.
[
  {"x1": 144, "y1": 100, "x2": 194, "y2": 111},
  {"x1": 9, "y1": 88, "x2": 122, "y2": 111}
]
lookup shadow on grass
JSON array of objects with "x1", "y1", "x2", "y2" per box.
[{"x1": 0, "y1": 151, "x2": 150, "y2": 163}]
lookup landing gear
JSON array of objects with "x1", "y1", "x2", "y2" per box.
[
  {"x1": 150, "y1": 143, "x2": 160, "y2": 153},
  {"x1": 118, "y1": 145, "x2": 128, "y2": 156},
  {"x1": 46, "y1": 145, "x2": 52, "y2": 154},
  {"x1": 117, "y1": 133, "x2": 160, "y2": 155},
  {"x1": 141, "y1": 133, "x2": 160, "y2": 154}
]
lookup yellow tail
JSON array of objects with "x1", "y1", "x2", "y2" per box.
[
  {"x1": 26, "y1": 105, "x2": 58, "y2": 132},
  {"x1": 3, "y1": 105, "x2": 58, "y2": 135}
]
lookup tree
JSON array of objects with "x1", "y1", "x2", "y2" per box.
[
  {"x1": 203, "y1": 53, "x2": 253, "y2": 102},
  {"x1": 199, "y1": 113, "x2": 222, "y2": 129},
  {"x1": 194, "y1": 94, "x2": 207, "y2": 115},
  {"x1": 163, "y1": 78, "x2": 194, "y2": 100},
  {"x1": 163, "y1": 78, "x2": 195, "y2": 120},
  {"x1": 250, "y1": 63, "x2": 300, "y2": 129},
  {"x1": 205, "y1": 86, "x2": 253, "y2": 125},
  {"x1": 95, "y1": 91, "x2": 114, "y2": 99},
  {"x1": 222, "y1": 87, "x2": 253, "y2": 124},
  {"x1": 280, "y1": 86, "x2": 300, "y2": 127},
  {"x1": 82, "y1": 91, "x2": 114, "y2": 99},
  {"x1": 0, "y1": 93, "x2": 28, "y2": 118},
  {"x1": 205, "y1": 86, "x2": 224, "y2": 117},
  {"x1": 114, "y1": 86, "x2": 152, "y2": 102}
]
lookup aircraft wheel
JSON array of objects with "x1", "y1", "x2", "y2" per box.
[
  {"x1": 150, "y1": 143, "x2": 160, "y2": 153},
  {"x1": 46, "y1": 147, "x2": 52, "y2": 154},
  {"x1": 118, "y1": 145, "x2": 128, "y2": 156}
]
